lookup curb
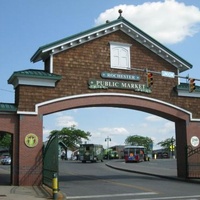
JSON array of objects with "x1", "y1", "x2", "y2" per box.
[
  {"x1": 105, "y1": 162, "x2": 200, "y2": 184},
  {"x1": 43, "y1": 185, "x2": 66, "y2": 200}
]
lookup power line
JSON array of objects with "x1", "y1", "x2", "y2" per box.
[
  {"x1": 131, "y1": 67, "x2": 200, "y2": 81},
  {"x1": 0, "y1": 88, "x2": 14, "y2": 93}
]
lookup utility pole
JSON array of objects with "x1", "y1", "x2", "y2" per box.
[
  {"x1": 171, "y1": 136, "x2": 175, "y2": 159},
  {"x1": 105, "y1": 136, "x2": 111, "y2": 160}
]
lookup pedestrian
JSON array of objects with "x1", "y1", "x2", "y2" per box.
[{"x1": 61, "y1": 150, "x2": 65, "y2": 160}]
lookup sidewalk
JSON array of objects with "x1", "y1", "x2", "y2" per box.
[
  {"x1": 0, "y1": 166, "x2": 64, "y2": 200},
  {"x1": 0, "y1": 185, "x2": 51, "y2": 200},
  {"x1": 106, "y1": 158, "x2": 200, "y2": 184},
  {"x1": 106, "y1": 158, "x2": 177, "y2": 179}
]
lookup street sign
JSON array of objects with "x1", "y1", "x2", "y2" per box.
[{"x1": 161, "y1": 71, "x2": 175, "y2": 78}]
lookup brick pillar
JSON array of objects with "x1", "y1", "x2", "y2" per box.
[
  {"x1": 176, "y1": 120, "x2": 200, "y2": 179},
  {"x1": 186, "y1": 121, "x2": 200, "y2": 178},
  {"x1": 17, "y1": 114, "x2": 43, "y2": 186},
  {"x1": 175, "y1": 119, "x2": 187, "y2": 178}
]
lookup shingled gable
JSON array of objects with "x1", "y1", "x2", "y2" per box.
[{"x1": 31, "y1": 15, "x2": 192, "y2": 73}]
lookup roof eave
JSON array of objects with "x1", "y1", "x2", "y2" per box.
[
  {"x1": 30, "y1": 17, "x2": 192, "y2": 73},
  {"x1": 8, "y1": 70, "x2": 62, "y2": 85},
  {"x1": 30, "y1": 48, "x2": 43, "y2": 63},
  {"x1": 30, "y1": 19, "x2": 122, "y2": 63}
]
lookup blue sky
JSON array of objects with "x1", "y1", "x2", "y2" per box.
[{"x1": 1, "y1": 0, "x2": 200, "y2": 149}]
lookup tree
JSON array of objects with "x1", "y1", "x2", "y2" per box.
[
  {"x1": 0, "y1": 133, "x2": 12, "y2": 155},
  {"x1": 157, "y1": 137, "x2": 176, "y2": 150},
  {"x1": 0, "y1": 133, "x2": 11, "y2": 148},
  {"x1": 49, "y1": 126, "x2": 91, "y2": 158},
  {"x1": 125, "y1": 135, "x2": 153, "y2": 152}
]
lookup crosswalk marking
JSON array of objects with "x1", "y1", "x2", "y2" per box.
[{"x1": 66, "y1": 192, "x2": 157, "y2": 199}]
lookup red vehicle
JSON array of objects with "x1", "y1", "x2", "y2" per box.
[{"x1": 124, "y1": 146, "x2": 145, "y2": 162}]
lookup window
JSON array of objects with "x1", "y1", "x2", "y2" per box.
[{"x1": 110, "y1": 42, "x2": 131, "y2": 70}]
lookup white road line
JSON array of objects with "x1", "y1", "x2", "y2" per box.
[
  {"x1": 66, "y1": 192, "x2": 157, "y2": 199},
  {"x1": 124, "y1": 194, "x2": 200, "y2": 200}
]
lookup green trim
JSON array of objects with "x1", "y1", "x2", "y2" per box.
[
  {"x1": 30, "y1": 17, "x2": 192, "y2": 70},
  {"x1": 176, "y1": 83, "x2": 200, "y2": 92},
  {"x1": 31, "y1": 20, "x2": 117, "y2": 62},
  {"x1": 8, "y1": 69, "x2": 62, "y2": 84},
  {"x1": 0, "y1": 103, "x2": 17, "y2": 112},
  {"x1": 119, "y1": 18, "x2": 192, "y2": 68}
]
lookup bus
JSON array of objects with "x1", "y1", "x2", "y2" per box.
[
  {"x1": 124, "y1": 145, "x2": 147, "y2": 162},
  {"x1": 79, "y1": 144, "x2": 104, "y2": 163},
  {"x1": 103, "y1": 148, "x2": 119, "y2": 159}
]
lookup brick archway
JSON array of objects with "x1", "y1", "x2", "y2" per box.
[
  {"x1": 1, "y1": 93, "x2": 199, "y2": 185},
  {"x1": 38, "y1": 93, "x2": 192, "y2": 120},
  {"x1": 1, "y1": 16, "x2": 200, "y2": 185},
  {"x1": 38, "y1": 93, "x2": 198, "y2": 180}
]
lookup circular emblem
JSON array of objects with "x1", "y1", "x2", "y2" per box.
[
  {"x1": 25, "y1": 133, "x2": 38, "y2": 148},
  {"x1": 191, "y1": 136, "x2": 199, "y2": 147}
]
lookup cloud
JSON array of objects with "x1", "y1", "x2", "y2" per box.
[
  {"x1": 145, "y1": 115, "x2": 164, "y2": 122},
  {"x1": 87, "y1": 129, "x2": 127, "y2": 148},
  {"x1": 95, "y1": 0, "x2": 200, "y2": 44},
  {"x1": 43, "y1": 114, "x2": 79, "y2": 141},
  {"x1": 43, "y1": 128, "x2": 52, "y2": 142},
  {"x1": 98, "y1": 127, "x2": 129, "y2": 136},
  {"x1": 55, "y1": 115, "x2": 78, "y2": 127},
  {"x1": 160, "y1": 121, "x2": 175, "y2": 134}
]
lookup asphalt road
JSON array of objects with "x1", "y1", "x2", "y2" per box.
[
  {"x1": 1, "y1": 159, "x2": 200, "y2": 199},
  {"x1": 59, "y1": 159, "x2": 200, "y2": 200}
]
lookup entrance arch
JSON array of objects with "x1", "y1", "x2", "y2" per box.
[
  {"x1": 38, "y1": 93, "x2": 192, "y2": 121},
  {"x1": 0, "y1": 114, "x2": 19, "y2": 185},
  {"x1": 38, "y1": 92, "x2": 196, "y2": 179},
  {"x1": 0, "y1": 131, "x2": 12, "y2": 185},
  {"x1": 1, "y1": 14, "x2": 200, "y2": 185}
]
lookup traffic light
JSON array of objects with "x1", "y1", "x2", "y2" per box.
[
  {"x1": 189, "y1": 78, "x2": 195, "y2": 92},
  {"x1": 147, "y1": 72, "x2": 153, "y2": 87}
]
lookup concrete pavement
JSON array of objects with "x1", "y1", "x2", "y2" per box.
[
  {"x1": 106, "y1": 158, "x2": 177, "y2": 179},
  {"x1": 106, "y1": 158, "x2": 200, "y2": 184},
  {"x1": 0, "y1": 166, "x2": 64, "y2": 200},
  {"x1": 0, "y1": 185, "x2": 51, "y2": 200}
]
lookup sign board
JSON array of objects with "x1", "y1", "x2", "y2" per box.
[
  {"x1": 191, "y1": 136, "x2": 199, "y2": 147},
  {"x1": 88, "y1": 79, "x2": 151, "y2": 93},
  {"x1": 25, "y1": 133, "x2": 38, "y2": 148},
  {"x1": 161, "y1": 71, "x2": 175, "y2": 78},
  {"x1": 101, "y1": 72, "x2": 140, "y2": 81}
]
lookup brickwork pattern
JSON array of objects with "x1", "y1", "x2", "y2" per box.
[
  {"x1": 17, "y1": 115, "x2": 43, "y2": 185},
  {"x1": 2, "y1": 30, "x2": 200, "y2": 185},
  {"x1": 16, "y1": 30, "x2": 200, "y2": 118}
]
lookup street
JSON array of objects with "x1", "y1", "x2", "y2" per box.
[
  {"x1": 59, "y1": 159, "x2": 200, "y2": 200},
  {"x1": 1, "y1": 159, "x2": 200, "y2": 199}
]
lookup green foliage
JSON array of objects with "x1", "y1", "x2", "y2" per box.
[
  {"x1": 157, "y1": 137, "x2": 176, "y2": 150},
  {"x1": 50, "y1": 125, "x2": 91, "y2": 150},
  {"x1": 125, "y1": 135, "x2": 153, "y2": 152},
  {"x1": 0, "y1": 133, "x2": 11, "y2": 148}
]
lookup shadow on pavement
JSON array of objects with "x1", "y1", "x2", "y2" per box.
[{"x1": 0, "y1": 166, "x2": 11, "y2": 185}]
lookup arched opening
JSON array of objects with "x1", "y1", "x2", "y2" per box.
[
  {"x1": 39, "y1": 93, "x2": 191, "y2": 178},
  {"x1": 43, "y1": 107, "x2": 176, "y2": 156},
  {"x1": 0, "y1": 131, "x2": 13, "y2": 185}
]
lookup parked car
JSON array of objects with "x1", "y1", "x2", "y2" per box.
[
  {"x1": 1, "y1": 156, "x2": 11, "y2": 165},
  {"x1": 0, "y1": 154, "x2": 9, "y2": 163}
]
